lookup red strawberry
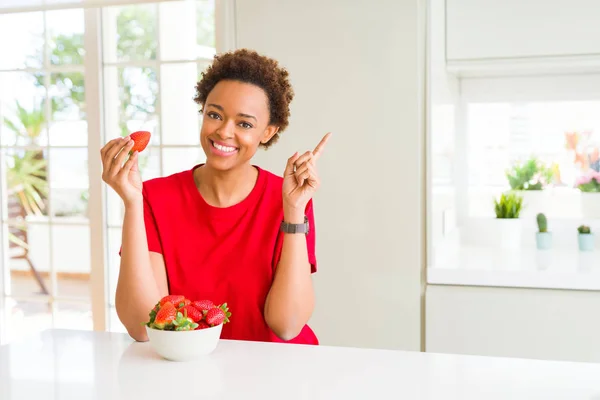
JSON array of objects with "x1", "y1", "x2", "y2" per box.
[
  {"x1": 180, "y1": 305, "x2": 203, "y2": 323},
  {"x1": 153, "y1": 302, "x2": 177, "y2": 329},
  {"x1": 192, "y1": 300, "x2": 215, "y2": 313},
  {"x1": 159, "y1": 295, "x2": 185, "y2": 308},
  {"x1": 129, "y1": 130, "x2": 151, "y2": 153},
  {"x1": 205, "y1": 308, "x2": 226, "y2": 326},
  {"x1": 195, "y1": 321, "x2": 210, "y2": 330},
  {"x1": 178, "y1": 299, "x2": 191, "y2": 309}
]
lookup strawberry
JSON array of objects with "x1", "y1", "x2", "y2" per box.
[
  {"x1": 129, "y1": 130, "x2": 151, "y2": 153},
  {"x1": 178, "y1": 299, "x2": 191, "y2": 309},
  {"x1": 205, "y1": 308, "x2": 226, "y2": 326},
  {"x1": 153, "y1": 302, "x2": 177, "y2": 329},
  {"x1": 145, "y1": 301, "x2": 161, "y2": 327},
  {"x1": 180, "y1": 305, "x2": 203, "y2": 323},
  {"x1": 192, "y1": 300, "x2": 215, "y2": 313},
  {"x1": 195, "y1": 321, "x2": 210, "y2": 330},
  {"x1": 173, "y1": 311, "x2": 199, "y2": 331},
  {"x1": 159, "y1": 295, "x2": 185, "y2": 308}
]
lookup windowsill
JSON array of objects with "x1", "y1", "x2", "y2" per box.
[{"x1": 428, "y1": 234, "x2": 600, "y2": 291}]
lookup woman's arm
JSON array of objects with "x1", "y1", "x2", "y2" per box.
[
  {"x1": 264, "y1": 207, "x2": 315, "y2": 341},
  {"x1": 115, "y1": 202, "x2": 169, "y2": 342}
]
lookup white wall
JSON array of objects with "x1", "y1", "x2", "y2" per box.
[
  {"x1": 426, "y1": 285, "x2": 600, "y2": 363},
  {"x1": 234, "y1": 0, "x2": 425, "y2": 350}
]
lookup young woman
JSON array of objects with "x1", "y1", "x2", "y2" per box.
[{"x1": 101, "y1": 49, "x2": 330, "y2": 345}]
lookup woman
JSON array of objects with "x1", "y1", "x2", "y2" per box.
[{"x1": 101, "y1": 49, "x2": 330, "y2": 345}]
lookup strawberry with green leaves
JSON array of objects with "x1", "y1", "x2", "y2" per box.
[
  {"x1": 205, "y1": 303, "x2": 231, "y2": 326},
  {"x1": 180, "y1": 305, "x2": 203, "y2": 323},
  {"x1": 129, "y1": 130, "x2": 151, "y2": 153},
  {"x1": 153, "y1": 302, "x2": 177, "y2": 329},
  {"x1": 159, "y1": 295, "x2": 186, "y2": 308}
]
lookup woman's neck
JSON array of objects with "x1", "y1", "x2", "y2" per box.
[{"x1": 194, "y1": 163, "x2": 258, "y2": 208}]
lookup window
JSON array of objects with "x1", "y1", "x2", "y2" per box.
[{"x1": 0, "y1": 0, "x2": 217, "y2": 343}]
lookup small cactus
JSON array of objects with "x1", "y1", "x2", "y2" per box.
[
  {"x1": 578, "y1": 225, "x2": 591, "y2": 234},
  {"x1": 536, "y1": 213, "x2": 547, "y2": 233}
]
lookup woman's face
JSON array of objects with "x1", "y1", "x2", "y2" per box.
[{"x1": 200, "y1": 79, "x2": 278, "y2": 171}]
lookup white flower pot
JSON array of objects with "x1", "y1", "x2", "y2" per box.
[
  {"x1": 580, "y1": 192, "x2": 600, "y2": 219},
  {"x1": 518, "y1": 190, "x2": 549, "y2": 217},
  {"x1": 495, "y1": 219, "x2": 522, "y2": 250}
]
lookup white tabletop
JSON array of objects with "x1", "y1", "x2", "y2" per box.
[{"x1": 2, "y1": 329, "x2": 600, "y2": 399}]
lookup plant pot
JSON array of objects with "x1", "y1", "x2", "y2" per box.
[
  {"x1": 578, "y1": 233, "x2": 595, "y2": 252},
  {"x1": 519, "y1": 190, "x2": 549, "y2": 217},
  {"x1": 580, "y1": 192, "x2": 600, "y2": 219},
  {"x1": 496, "y1": 218, "x2": 522, "y2": 250},
  {"x1": 535, "y1": 232, "x2": 552, "y2": 250}
]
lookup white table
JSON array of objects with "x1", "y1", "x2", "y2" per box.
[{"x1": 1, "y1": 329, "x2": 600, "y2": 399}]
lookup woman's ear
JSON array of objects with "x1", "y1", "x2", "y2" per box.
[{"x1": 261, "y1": 125, "x2": 280, "y2": 144}]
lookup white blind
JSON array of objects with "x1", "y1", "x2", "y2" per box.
[{"x1": 0, "y1": 0, "x2": 183, "y2": 14}]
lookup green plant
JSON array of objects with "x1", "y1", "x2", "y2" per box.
[
  {"x1": 505, "y1": 158, "x2": 554, "y2": 191},
  {"x1": 494, "y1": 192, "x2": 524, "y2": 219},
  {"x1": 7, "y1": 151, "x2": 48, "y2": 216},
  {"x1": 578, "y1": 225, "x2": 591, "y2": 234},
  {"x1": 3, "y1": 100, "x2": 45, "y2": 146},
  {"x1": 536, "y1": 213, "x2": 548, "y2": 233}
]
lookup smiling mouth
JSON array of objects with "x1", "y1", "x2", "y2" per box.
[{"x1": 210, "y1": 140, "x2": 238, "y2": 153}]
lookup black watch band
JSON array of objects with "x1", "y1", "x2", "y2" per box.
[{"x1": 280, "y1": 216, "x2": 309, "y2": 234}]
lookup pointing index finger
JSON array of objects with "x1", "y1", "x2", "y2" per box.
[{"x1": 312, "y1": 132, "x2": 332, "y2": 160}]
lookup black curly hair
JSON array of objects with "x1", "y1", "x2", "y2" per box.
[{"x1": 194, "y1": 48, "x2": 295, "y2": 148}]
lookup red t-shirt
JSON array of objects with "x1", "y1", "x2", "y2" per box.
[{"x1": 138, "y1": 164, "x2": 318, "y2": 345}]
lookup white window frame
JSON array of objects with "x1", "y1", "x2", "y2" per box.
[{"x1": 0, "y1": 0, "x2": 236, "y2": 335}]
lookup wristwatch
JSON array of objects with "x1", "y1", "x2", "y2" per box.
[{"x1": 280, "y1": 216, "x2": 309, "y2": 234}]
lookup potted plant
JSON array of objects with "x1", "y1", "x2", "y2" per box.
[
  {"x1": 575, "y1": 171, "x2": 600, "y2": 218},
  {"x1": 577, "y1": 225, "x2": 594, "y2": 252},
  {"x1": 535, "y1": 213, "x2": 552, "y2": 250},
  {"x1": 493, "y1": 191, "x2": 524, "y2": 250},
  {"x1": 505, "y1": 157, "x2": 554, "y2": 217}
]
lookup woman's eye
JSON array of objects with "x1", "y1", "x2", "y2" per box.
[
  {"x1": 207, "y1": 112, "x2": 221, "y2": 120},
  {"x1": 239, "y1": 122, "x2": 253, "y2": 129}
]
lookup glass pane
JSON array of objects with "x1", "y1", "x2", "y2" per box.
[
  {"x1": 0, "y1": 12, "x2": 44, "y2": 69},
  {"x1": 6, "y1": 220, "x2": 52, "y2": 297},
  {"x1": 197, "y1": 0, "x2": 216, "y2": 55},
  {"x1": 107, "y1": 227, "x2": 122, "y2": 306},
  {"x1": 139, "y1": 146, "x2": 161, "y2": 181},
  {"x1": 161, "y1": 63, "x2": 200, "y2": 145},
  {"x1": 54, "y1": 302, "x2": 92, "y2": 331},
  {"x1": 106, "y1": 187, "x2": 125, "y2": 227},
  {"x1": 53, "y1": 224, "x2": 91, "y2": 299},
  {"x1": 103, "y1": 66, "x2": 159, "y2": 141},
  {"x1": 102, "y1": 4, "x2": 157, "y2": 63},
  {"x1": 163, "y1": 147, "x2": 205, "y2": 176},
  {"x1": 0, "y1": 72, "x2": 48, "y2": 147},
  {"x1": 47, "y1": 9, "x2": 85, "y2": 65},
  {"x1": 49, "y1": 148, "x2": 89, "y2": 218},
  {"x1": 3, "y1": 148, "x2": 49, "y2": 218},
  {"x1": 1, "y1": 299, "x2": 52, "y2": 345},
  {"x1": 50, "y1": 72, "x2": 86, "y2": 121},
  {"x1": 159, "y1": 1, "x2": 216, "y2": 61}
]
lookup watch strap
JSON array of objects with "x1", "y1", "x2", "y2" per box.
[{"x1": 280, "y1": 216, "x2": 309, "y2": 234}]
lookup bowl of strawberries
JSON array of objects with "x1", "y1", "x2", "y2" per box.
[{"x1": 144, "y1": 295, "x2": 231, "y2": 361}]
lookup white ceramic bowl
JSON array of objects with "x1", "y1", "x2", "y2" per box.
[{"x1": 145, "y1": 323, "x2": 223, "y2": 361}]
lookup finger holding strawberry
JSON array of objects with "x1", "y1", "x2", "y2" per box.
[{"x1": 100, "y1": 131, "x2": 151, "y2": 207}]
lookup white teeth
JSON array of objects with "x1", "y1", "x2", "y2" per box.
[{"x1": 212, "y1": 141, "x2": 236, "y2": 153}]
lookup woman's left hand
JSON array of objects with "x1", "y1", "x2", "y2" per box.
[{"x1": 282, "y1": 132, "x2": 331, "y2": 213}]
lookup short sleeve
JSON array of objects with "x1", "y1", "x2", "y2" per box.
[
  {"x1": 273, "y1": 199, "x2": 318, "y2": 273},
  {"x1": 118, "y1": 186, "x2": 162, "y2": 256}
]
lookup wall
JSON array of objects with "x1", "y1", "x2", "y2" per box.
[{"x1": 234, "y1": 0, "x2": 425, "y2": 350}]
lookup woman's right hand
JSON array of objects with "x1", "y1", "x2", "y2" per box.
[{"x1": 101, "y1": 137, "x2": 143, "y2": 207}]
